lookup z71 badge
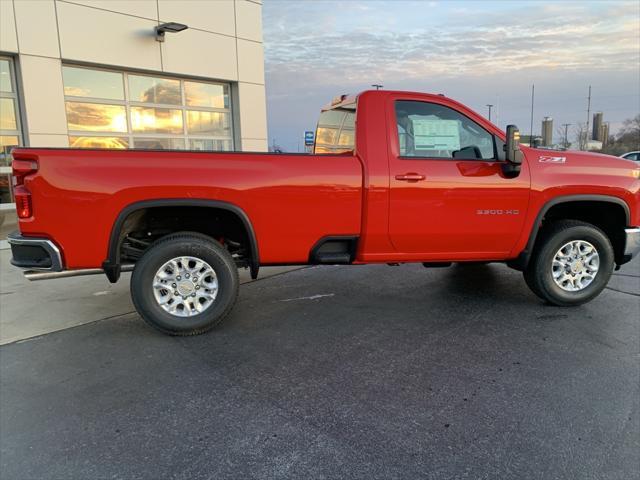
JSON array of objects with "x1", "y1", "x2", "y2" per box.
[{"x1": 539, "y1": 155, "x2": 566, "y2": 163}]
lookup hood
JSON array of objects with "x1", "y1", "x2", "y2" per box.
[{"x1": 524, "y1": 147, "x2": 640, "y2": 172}]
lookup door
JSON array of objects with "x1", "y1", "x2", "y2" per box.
[{"x1": 388, "y1": 99, "x2": 530, "y2": 259}]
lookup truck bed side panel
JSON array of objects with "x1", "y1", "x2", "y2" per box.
[{"x1": 17, "y1": 149, "x2": 363, "y2": 268}]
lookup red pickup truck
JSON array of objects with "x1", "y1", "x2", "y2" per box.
[{"x1": 9, "y1": 90, "x2": 640, "y2": 336}]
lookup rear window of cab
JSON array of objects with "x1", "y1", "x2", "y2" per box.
[{"x1": 314, "y1": 105, "x2": 355, "y2": 154}]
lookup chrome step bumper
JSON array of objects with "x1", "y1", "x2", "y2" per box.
[
  {"x1": 9, "y1": 231, "x2": 134, "y2": 281},
  {"x1": 8, "y1": 232, "x2": 63, "y2": 271},
  {"x1": 624, "y1": 227, "x2": 640, "y2": 259}
]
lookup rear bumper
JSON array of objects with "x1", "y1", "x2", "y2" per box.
[
  {"x1": 624, "y1": 227, "x2": 640, "y2": 260},
  {"x1": 7, "y1": 231, "x2": 63, "y2": 271}
]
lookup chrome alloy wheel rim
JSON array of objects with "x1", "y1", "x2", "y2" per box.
[
  {"x1": 551, "y1": 240, "x2": 600, "y2": 292},
  {"x1": 153, "y1": 256, "x2": 218, "y2": 317}
]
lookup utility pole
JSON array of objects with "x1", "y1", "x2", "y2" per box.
[
  {"x1": 585, "y1": 85, "x2": 592, "y2": 146},
  {"x1": 529, "y1": 85, "x2": 535, "y2": 143},
  {"x1": 371, "y1": 84, "x2": 383, "y2": 90},
  {"x1": 486, "y1": 104, "x2": 493, "y2": 122},
  {"x1": 561, "y1": 123, "x2": 571, "y2": 149}
]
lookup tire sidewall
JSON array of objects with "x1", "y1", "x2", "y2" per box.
[
  {"x1": 131, "y1": 235, "x2": 238, "y2": 334},
  {"x1": 536, "y1": 225, "x2": 613, "y2": 305}
]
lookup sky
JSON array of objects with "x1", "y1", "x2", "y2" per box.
[{"x1": 262, "y1": 0, "x2": 640, "y2": 151}]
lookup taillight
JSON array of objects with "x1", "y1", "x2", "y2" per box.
[
  {"x1": 11, "y1": 153, "x2": 38, "y2": 218},
  {"x1": 12, "y1": 157, "x2": 38, "y2": 186},
  {"x1": 14, "y1": 185, "x2": 32, "y2": 218}
]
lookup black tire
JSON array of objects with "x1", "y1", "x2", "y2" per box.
[
  {"x1": 131, "y1": 232, "x2": 239, "y2": 336},
  {"x1": 523, "y1": 220, "x2": 614, "y2": 306}
]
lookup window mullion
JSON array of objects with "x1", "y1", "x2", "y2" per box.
[{"x1": 123, "y1": 72, "x2": 133, "y2": 147}]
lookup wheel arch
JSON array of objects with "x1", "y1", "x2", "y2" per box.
[
  {"x1": 103, "y1": 199, "x2": 259, "y2": 283},
  {"x1": 510, "y1": 194, "x2": 630, "y2": 270}
]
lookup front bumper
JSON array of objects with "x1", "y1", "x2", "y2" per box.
[
  {"x1": 624, "y1": 227, "x2": 640, "y2": 260},
  {"x1": 8, "y1": 231, "x2": 63, "y2": 271}
]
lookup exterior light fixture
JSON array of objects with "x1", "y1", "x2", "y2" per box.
[{"x1": 155, "y1": 22, "x2": 189, "y2": 42}]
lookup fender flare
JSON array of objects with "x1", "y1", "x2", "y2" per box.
[
  {"x1": 509, "y1": 194, "x2": 630, "y2": 270},
  {"x1": 102, "y1": 199, "x2": 260, "y2": 283}
]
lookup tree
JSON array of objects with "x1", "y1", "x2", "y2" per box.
[
  {"x1": 556, "y1": 125, "x2": 571, "y2": 149},
  {"x1": 617, "y1": 114, "x2": 640, "y2": 149},
  {"x1": 574, "y1": 123, "x2": 588, "y2": 151},
  {"x1": 596, "y1": 114, "x2": 639, "y2": 156}
]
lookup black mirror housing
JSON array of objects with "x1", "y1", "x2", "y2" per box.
[
  {"x1": 505, "y1": 125, "x2": 524, "y2": 164},
  {"x1": 502, "y1": 125, "x2": 523, "y2": 177}
]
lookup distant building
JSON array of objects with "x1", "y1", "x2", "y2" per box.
[
  {"x1": 601, "y1": 123, "x2": 610, "y2": 148},
  {"x1": 542, "y1": 117, "x2": 553, "y2": 147},
  {"x1": 586, "y1": 140, "x2": 603, "y2": 151},
  {"x1": 592, "y1": 112, "x2": 604, "y2": 141}
]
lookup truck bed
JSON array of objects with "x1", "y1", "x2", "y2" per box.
[{"x1": 15, "y1": 148, "x2": 363, "y2": 268}]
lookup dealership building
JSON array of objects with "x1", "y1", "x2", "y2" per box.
[{"x1": 0, "y1": 0, "x2": 267, "y2": 224}]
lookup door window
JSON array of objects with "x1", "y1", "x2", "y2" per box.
[{"x1": 395, "y1": 100, "x2": 495, "y2": 160}]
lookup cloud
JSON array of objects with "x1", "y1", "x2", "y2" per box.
[
  {"x1": 265, "y1": 1, "x2": 638, "y2": 85},
  {"x1": 262, "y1": 0, "x2": 640, "y2": 150}
]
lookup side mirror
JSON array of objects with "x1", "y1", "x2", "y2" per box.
[
  {"x1": 505, "y1": 125, "x2": 524, "y2": 164},
  {"x1": 502, "y1": 125, "x2": 524, "y2": 177}
]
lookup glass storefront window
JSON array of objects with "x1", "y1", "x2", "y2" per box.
[
  {"x1": 128, "y1": 75, "x2": 181, "y2": 105},
  {"x1": 185, "y1": 81, "x2": 228, "y2": 109},
  {"x1": 189, "y1": 138, "x2": 232, "y2": 151},
  {"x1": 0, "y1": 61, "x2": 12, "y2": 93},
  {"x1": 133, "y1": 138, "x2": 185, "y2": 150},
  {"x1": 0, "y1": 98, "x2": 17, "y2": 130},
  {"x1": 63, "y1": 66, "x2": 124, "y2": 100},
  {"x1": 63, "y1": 66, "x2": 234, "y2": 151},
  {"x1": 186, "y1": 110, "x2": 230, "y2": 136},
  {"x1": 65, "y1": 102, "x2": 128, "y2": 132},
  {"x1": 0, "y1": 57, "x2": 23, "y2": 209},
  {"x1": 69, "y1": 136, "x2": 129, "y2": 149},
  {"x1": 130, "y1": 107, "x2": 183, "y2": 134},
  {"x1": 0, "y1": 136, "x2": 20, "y2": 166}
]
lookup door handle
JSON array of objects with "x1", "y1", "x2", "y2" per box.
[{"x1": 395, "y1": 173, "x2": 426, "y2": 182}]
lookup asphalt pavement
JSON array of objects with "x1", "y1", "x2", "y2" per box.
[{"x1": 1, "y1": 258, "x2": 638, "y2": 479}]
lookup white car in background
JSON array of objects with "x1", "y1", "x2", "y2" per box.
[{"x1": 621, "y1": 151, "x2": 640, "y2": 161}]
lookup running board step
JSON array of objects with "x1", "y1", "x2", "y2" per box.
[{"x1": 24, "y1": 264, "x2": 134, "y2": 281}]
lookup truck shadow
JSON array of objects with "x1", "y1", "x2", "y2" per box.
[{"x1": 442, "y1": 263, "x2": 505, "y2": 294}]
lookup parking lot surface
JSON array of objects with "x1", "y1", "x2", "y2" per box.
[{"x1": 1, "y1": 260, "x2": 638, "y2": 479}]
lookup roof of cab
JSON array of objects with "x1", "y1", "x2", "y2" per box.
[{"x1": 321, "y1": 89, "x2": 452, "y2": 111}]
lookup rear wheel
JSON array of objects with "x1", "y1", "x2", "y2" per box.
[
  {"x1": 131, "y1": 232, "x2": 239, "y2": 336},
  {"x1": 523, "y1": 220, "x2": 614, "y2": 306}
]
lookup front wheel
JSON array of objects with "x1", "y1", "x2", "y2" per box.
[
  {"x1": 523, "y1": 220, "x2": 614, "y2": 306},
  {"x1": 131, "y1": 232, "x2": 239, "y2": 336}
]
